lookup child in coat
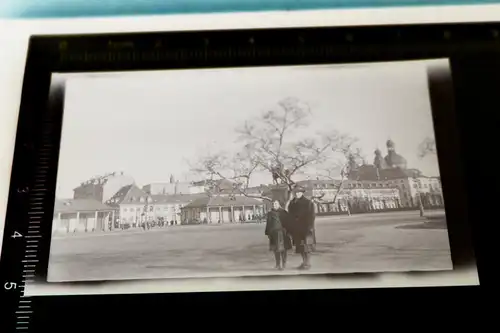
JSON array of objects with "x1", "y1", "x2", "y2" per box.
[{"x1": 265, "y1": 200, "x2": 292, "y2": 270}]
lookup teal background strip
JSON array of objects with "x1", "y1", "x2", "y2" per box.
[{"x1": 1, "y1": 0, "x2": 499, "y2": 18}]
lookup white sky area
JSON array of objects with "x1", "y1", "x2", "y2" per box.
[{"x1": 55, "y1": 60, "x2": 444, "y2": 198}]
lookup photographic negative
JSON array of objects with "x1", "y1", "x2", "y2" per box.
[{"x1": 47, "y1": 59, "x2": 453, "y2": 285}]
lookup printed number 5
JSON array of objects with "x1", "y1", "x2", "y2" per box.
[{"x1": 4, "y1": 282, "x2": 17, "y2": 290}]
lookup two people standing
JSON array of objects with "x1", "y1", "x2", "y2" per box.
[{"x1": 265, "y1": 186, "x2": 316, "y2": 271}]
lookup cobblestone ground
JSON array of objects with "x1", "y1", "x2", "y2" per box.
[{"x1": 47, "y1": 210, "x2": 452, "y2": 282}]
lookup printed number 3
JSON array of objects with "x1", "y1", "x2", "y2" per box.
[{"x1": 4, "y1": 282, "x2": 17, "y2": 290}]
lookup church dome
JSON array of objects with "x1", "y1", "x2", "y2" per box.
[
  {"x1": 384, "y1": 151, "x2": 407, "y2": 169},
  {"x1": 384, "y1": 139, "x2": 407, "y2": 168}
]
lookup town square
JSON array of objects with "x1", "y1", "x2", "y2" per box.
[
  {"x1": 49, "y1": 61, "x2": 450, "y2": 281},
  {"x1": 48, "y1": 210, "x2": 450, "y2": 282}
]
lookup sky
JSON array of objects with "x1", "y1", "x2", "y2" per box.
[{"x1": 55, "y1": 60, "x2": 445, "y2": 198}]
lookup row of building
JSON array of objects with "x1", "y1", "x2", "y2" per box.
[
  {"x1": 52, "y1": 140, "x2": 444, "y2": 233},
  {"x1": 53, "y1": 174, "x2": 267, "y2": 233}
]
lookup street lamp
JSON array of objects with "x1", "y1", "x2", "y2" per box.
[{"x1": 413, "y1": 177, "x2": 425, "y2": 217}]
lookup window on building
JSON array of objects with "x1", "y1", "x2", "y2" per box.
[
  {"x1": 130, "y1": 208, "x2": 135, "y2": 212},
  {"x1": 140, "y1": 197, "x2": 145, "y2": 203},
  {"x1": 149, "y1": 206, "x2": 153, "y2": 212},
  {"x1": 124, "y1": 208, "x2": 128, "y2": 212},
  {"x1": 164, "y1": 207, "x2": 168, "y2": 211},
  {"x1": 156, "y1": 207, "x2": 161, "y2": 211},
  {"x1": 424, "y1": 184, "x2": 428, "y2": 188}
]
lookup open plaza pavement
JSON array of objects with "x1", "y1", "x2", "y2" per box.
[{"x1": 47, "y1": 210, "x2": 452, "y2": 282}]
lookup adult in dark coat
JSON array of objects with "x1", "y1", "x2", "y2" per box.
[
  {"x1": 265, "y1": 200, "x2": 292, "y2": 270},
  {"x1": 287, "y1": 186, "x2": 316, "y2": 270}
]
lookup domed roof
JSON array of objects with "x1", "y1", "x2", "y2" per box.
[
  {"x1": 374, "y1": 148, "x2": 382, "y2": 155},
  {"x1": 384, "y1": 151, "x2": 407, "y2": 168}
]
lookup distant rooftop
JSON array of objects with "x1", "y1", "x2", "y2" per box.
[
  {"x1": 54, "y1": 199, "x2": 113, "y2": 214},
  {"x1": 151, "y1": 193, "x2": 207, "y2": 204},
  {"x1": 74, "y1": 171, "x2": 131, "y2": 190}
]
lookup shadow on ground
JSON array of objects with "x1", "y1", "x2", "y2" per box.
[{"x1": 396, "y1": 216, "x2": 447, "y2": 230}]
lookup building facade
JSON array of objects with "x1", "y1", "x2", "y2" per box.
[
  {"x1": 52, "y1": 199, "x2": 115, "y2": 234},
  {"x1": 344, "y1": 139, "x2": 444, "y2": 209},
  {"x1": 115, "y1": 185, "x2": 207, "y2": 227},
  {"x1": 295, "y1": 180, "x2": 401, "y2": 214},
  {"x1": 115, "y1": 185, "x2": 153, "y2": 227},
  {"x1": 289, "y1": 140, "x2": 444, "y2": 214},
  {"x1": 73, "y1": 172, "x2": 135, "y2": 203},
  {"x1": 143, "y1": 175, "x2": 192, "y2": 195},
  {"x1": 151, "y1": 193, "x2": 207, "y2": 223},
  {"x1": 181, "y1": 195, "x2": 266, "y2": 224}
]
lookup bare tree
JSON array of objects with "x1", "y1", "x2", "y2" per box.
[
  {"x1": 312, "y1": 150, "x2": 361, "y2": 201},
  {"x1": 309, "y1": 146, "x2": 363, "y2": 215},
  {"x1": 418, "y1": 137, "x2": 437, "y2": 158},
  {"x1": 190, "y1": 97, "x2": 358, "y2": 203}
]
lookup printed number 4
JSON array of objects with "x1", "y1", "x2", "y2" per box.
[
  {"x1": 11, "y1": 231, "x2": 22, "y2": 238},
  {"x1": 4, "y1": 282, "x2": 17, "y2": 290}
]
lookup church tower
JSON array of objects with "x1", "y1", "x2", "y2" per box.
[
  {"x1": 169, "y1": 174, "x2": 175, "y2": 184},
  {"x1": 345, "y1": 153, "x2": 359, "y2": 178},
  {"x1": 373, "y1": 148, "x2": 387, "y2": 170}
]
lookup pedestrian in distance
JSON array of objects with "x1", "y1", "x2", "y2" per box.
[
  {"x1": 288, "y1": 186, "x2": 316, "y2": 270},
  {"x1": 265, "y1": 200, "x2": 292, "y2": 270}
]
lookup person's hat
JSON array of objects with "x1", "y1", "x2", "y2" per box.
[{"x1": 293, "y1": 185, "x2": 306, "y2": 193}]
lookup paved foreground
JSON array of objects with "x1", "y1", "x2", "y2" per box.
[{"x1": 47, "y1": 211, "x2": 452, "y2": 282}]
